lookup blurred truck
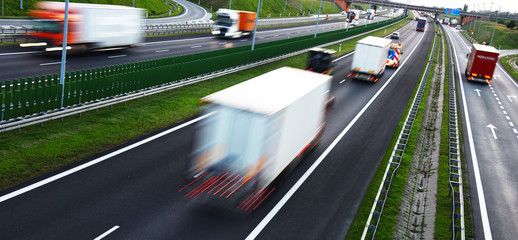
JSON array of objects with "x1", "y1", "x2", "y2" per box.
[
  {"x1": 348, "y1": 36, "x2": 392, "y2": 82},
  {"x1": 416, "y1": 17, "x2": 426, "y2": 31},
  {"x1": 181, "y1": 67, "x2": 333, "y2": 213},
  {"x1": 443, "y1": 17, "x2": 450, "y2": 25},
  {"x1": 21, "y1": 1, "x2": 143, "y2": 52},
  {"x1": 449, "y1": 19, "x2": 458, "y2": 27},
  {"x1": 465, "y1": 43, "x2": 500, "y2": 83},
  {"x1": 212, "y1": 9, "x2": 256, "y2": 38}
]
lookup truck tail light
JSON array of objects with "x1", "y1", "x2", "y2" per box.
[{"x1": 471, "y1": 73, "x2": 478, "y2": 77}]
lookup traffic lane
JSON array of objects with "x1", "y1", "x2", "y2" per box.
[
  {"x1": 445, "y1": 25, "x2": 518, "y2": 240},
  {"x1": 0, "y1": 20, "x2": 362, "y2": 82},
  {"x1": 0, "y1": 117, "x2": 204, "y2": 239},
  {"x1": 0, "y1": 19, "x2": 425, "y2": 239},
  {"x1": 253, "y1": 20, "x2": 433, "y2": 240}
]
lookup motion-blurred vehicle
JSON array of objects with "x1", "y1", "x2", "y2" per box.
[
  {"x1": 348, "y1": 36, "x2": 392, "y2": 83},
  {"x1": 307, "y1": 47, "x2": 336, "y2": 73},
  {"x1": 465, "y1": 44, "x2": 500, "y2": 83},
  {"x1": 416, "y1": 17, "x2": 426, "y2": 31},
  {"x1": 442, "y1": 17, "x2": 450, "y2": 25},
  {"x1": 386, "y1": 43, "x2": 403, "y2": 68},
  {"x1": 182, "y1": 67, "x2": 333, "y2": 213},
  {"x1": 212, "y1": 9, "x2": 256, "y2": 38},
  {"x1": 390, "y1": 31, "x2": 400, "y2": 39},
  {"x1": 449, "y1": 19, "x2": 458, "y2": 27},
  {"x1": 21, "y1": 1, "x2": 143, "y2": 52}
]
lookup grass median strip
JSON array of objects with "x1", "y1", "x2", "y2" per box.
[
  {"x1": 0, "y1": 19, "x2": 409, "y2": 193},
  {"x1": 499, "y1": 54, "x2": 518, "y2": 82}
]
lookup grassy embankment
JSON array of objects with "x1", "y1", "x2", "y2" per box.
[
  {"x1": 461, "y1": 20, "x2": 518, "y2": 49},
  {"x1": 346, "y1": 21, "x2": 435, "y2": 239},
  {"x1": 500, "y1": 54, "x2": 518, "y2": 82},
  {"x1": 0, "y1": 17, "x2": 408, "y2": 192},
  {"x1": 0, "y1": 0, "x2": 180, "y2": 18}
]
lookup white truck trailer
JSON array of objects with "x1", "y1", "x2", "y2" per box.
[
  {"x1": 22, "y1": 1, "x2": 143, "y2": 51},
  {"x1": 181, "y1": 67, "x2": 333, "y2": 213},
  {"x1": 348, "y1": 36, "x2": 392, "y2": 82}
]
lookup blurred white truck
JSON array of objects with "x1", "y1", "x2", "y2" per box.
[
  {"x1": 212, "y1": 9, "x2": 256, "y2": 38},
  {"x1": 348, "y1": 36, "x2": 392, "y2": 82},
  {"x1": 22, "y1": 1, "x2": 143, "y2": 52},
  {"x1": 181, "y1": 67, "x2": 333, "y2": 213}
]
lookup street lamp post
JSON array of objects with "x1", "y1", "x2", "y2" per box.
[
  {"x1": 314, "y1": 0, "x2": 323, "y2": 38},
  {"x1": 251, "y1": 0, "x2": 261, "y2": 50},
  {"x1": 490, "y1": 6, "x2": 500, "y2": 46},
  {"x1": 229, "y1": 0, "x2": 232, "y2": 9},
  {"x1": 59, "y1": 0, "x2": 70, "y2": 109},
  {"x1": 284, "y1": 0, "x2": 287, "y2": 14}
]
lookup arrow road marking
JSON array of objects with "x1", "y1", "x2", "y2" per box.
[
  {"x1": 474, "y1": 89, "x2": 481, "y2": 96},
  {"x1": 487, "y1": 124, "x2": 498, "y2": 140},
  {"x1": 507, "y1": 95, "x2": 516, "y2": 102}
]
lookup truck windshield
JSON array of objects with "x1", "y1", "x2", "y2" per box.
[
  {"x1": 216, "y1": 15, "x2": 233, "y2": 27},
  {"x1": 33, "y1": 20, "x2": 61, "y2": 33}
]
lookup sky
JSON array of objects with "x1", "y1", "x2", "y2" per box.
[{"x1": 391, "y1": 0, "x2": 518, "y2": 14}]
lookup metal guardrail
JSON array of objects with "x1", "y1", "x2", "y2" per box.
[
  {"x1": 360, "y1": 21, "x2": 438, "y2": 240},
  {"x1": 443, "y1": 24, "x2": 466, "y2": 240},
  {"x1": 0, "y1": 17, "x2": 405, "y2": 133}
]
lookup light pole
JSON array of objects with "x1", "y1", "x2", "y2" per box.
[
  {"x1": 300, "y1": 0, "x2": 303, "y2": 14},
  {"x1": 59, "y1": 0, "x2": 70, "y2": 109},
  {"x1": 229, "y1": 0, "x2": 232, "y2": 9},
  {"x1": 284, "y1": 0, "x2": 287, "y2": 14},
  {"x1": 251, "y1": 0, "x2": 261, "y2": 50},
  {"x1": 490, "y1": 6, "x2": 500, "y2": 46},
  {"x1": 310, "y1": 0, "x2": 313, "y2": 15},
  {"x1": 477, "y1": 3, "x2": 484, "y2": 35},
  {"x1": 483, "y1": 3, "x2": 493, "y2": 41},
  {"x1": 20, "y1": 0, "x2": 22, "y2": 10},
  {"x1": 314, "y1": 0, "x2": 323, "y2": 38}
]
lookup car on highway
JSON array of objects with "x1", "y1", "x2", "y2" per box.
[{"x1": 390, "y1": 31, "x2": 400, "y2": 39}]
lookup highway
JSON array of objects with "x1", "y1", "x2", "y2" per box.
[
  {"x1": 443, "y1": 24, "x2": 518, "y2": 240},
  {"x1": 0, "y1": 16, "x2": 434, "y2": 239},
  {"x1": 0, "y1": 16, "x2": 391, "y2": 82}
]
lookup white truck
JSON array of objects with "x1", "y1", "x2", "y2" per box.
[
  {"x1": 22, "y1": 1, "x2": 143, "y2": 52},
  {"x1": 348, "y1": 36, "x2": 392, "y2": 82},
  {"x1": 212, "y1": 9, "x2": 256, "y2": 38},
  {"x1": 181, "y1": 67, "x2": 333, "y2": 213}
]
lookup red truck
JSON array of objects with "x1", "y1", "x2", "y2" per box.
[{"x1": 465, "y1": 44, "x2": 500, "y2": 83}]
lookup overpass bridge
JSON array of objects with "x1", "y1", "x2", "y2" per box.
[{"x1": 336, "y1": 0, "x2": 483, "y2": 25}]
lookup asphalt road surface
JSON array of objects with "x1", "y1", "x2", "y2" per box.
[
  {"x1": 0, "y1": 17, "x2": 434, "y2": 239},
  {"x1": 444, "y1": 25, "x2": 518, "y2": 240}
]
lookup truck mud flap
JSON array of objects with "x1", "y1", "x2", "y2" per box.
[{"x1": 179, "y1": 171, "x2": 275, "y2": 214}]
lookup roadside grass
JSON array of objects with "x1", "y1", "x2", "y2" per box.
[
  {"x1": 0, "y1": 18, "x2": 407, "y2": 192},
  {"x1": 345, "y1": 23, "x2": 436, "y2": 239},
  {"x1": 0, "y1": 0, "x2": 180, "y2": 17},
  {"x1": 461, "y1": 21, "x2": 518, "y2": 49},
  {"x1": 500, "y1": 54, "x2": 518, "y2": 82},
  {"x1": 192, "y1": 0, "x2": 344, "y2": 19},
  {"x1": 434, "y1": 28, "x2": 452, "y2": 240}
]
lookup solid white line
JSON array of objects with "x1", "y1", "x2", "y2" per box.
[
  {"x1": 240, "y1": 39, "x2": 248, "y2": 42},
  {"x1": 108, "y1": 55, "x2": 126, "y2": 59},
  {"x1": 39, "y1": 62, "x2": 62, "y2": 66},
  {"x1": 143, "y1": 36, "x2": 213, "y2": 46},
  {"x1": 0, "y1": 114, "x2": 211, "y2": 203},
  {"x1": 218, "y1": 42, "x2": 227, "y2": 45},
  {"x1": 447, "y1": 28, "x2": 493, "y2": 240},
  {"x1": 155, "y1": 49, "x2": 170, "y2": 53},
  {"x1": 246, "y1": 24, "x2": 426, "y2": 240},
  {"x1": 94, "y1": 226, "x2": 120, "y2": 240},
  {"x1": 0, "y1": 51, "x2": 41, "y2": 56},
  {"x1": 190, "y1": 45, "x2": 202, "y2": 48},
  {"x1": 333, "y1": 51, "x2": 355, "y2": 62}
]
